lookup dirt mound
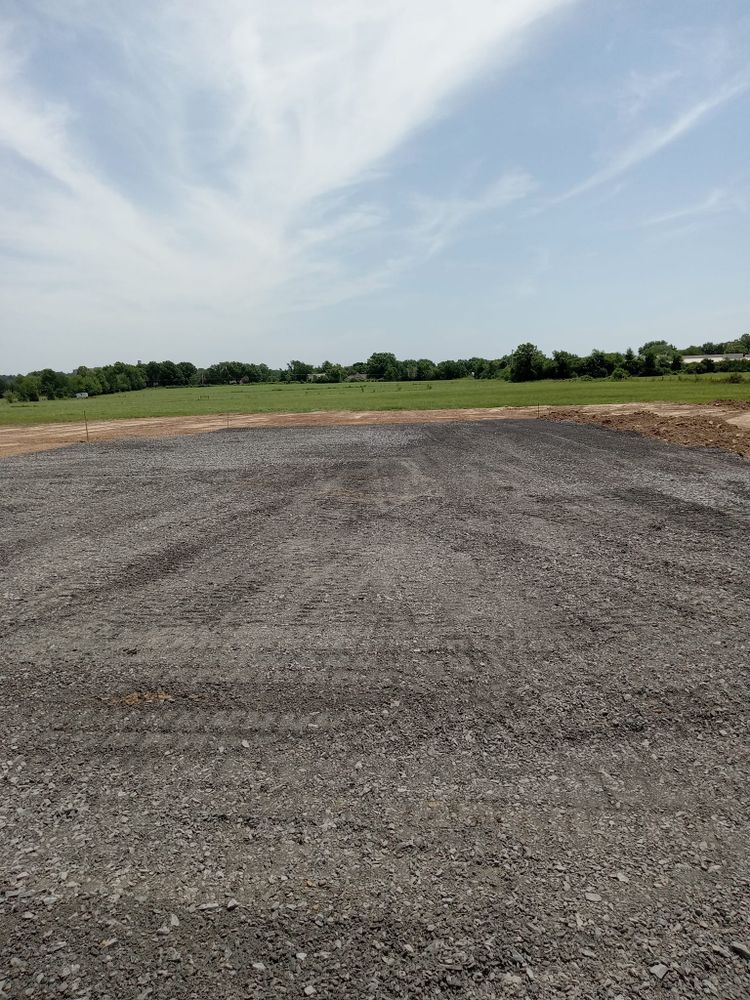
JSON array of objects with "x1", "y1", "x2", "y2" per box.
[{"x1": 548, "y1": 400, "x2": 750, "y2": 458}]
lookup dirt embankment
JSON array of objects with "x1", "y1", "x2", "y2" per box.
[
  {"x1": 546, "y1": 400, "x2": 750, "y2": 459},
  {"x1": 1, "y1": 400, "x2": 749, "y2": 458}
]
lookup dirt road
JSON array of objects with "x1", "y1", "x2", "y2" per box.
[
  {"x1": 2, "y1": 400, "x2": 750, "y2": 459},
  {"x1": 1, "y1": 422, "x2": 749, "y2": 997}
]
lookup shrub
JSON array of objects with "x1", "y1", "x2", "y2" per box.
[{"x1": 610, "y1": 367, "x2": 629, "y2": 381}]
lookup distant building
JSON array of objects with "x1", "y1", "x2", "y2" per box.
[
  {"x1": 75, "y1": 392, "x2": 89, "y2": 399},
  {"x1": 682, "y1": 354, "x2": 749, "y2": 364},
  {"x1": 345, "y1": 373, "x2": 368, "y2": 381}
]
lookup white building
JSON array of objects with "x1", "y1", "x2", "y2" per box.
[{"x1": 682, "y1": 354, "x2": 749, "y2": 365}]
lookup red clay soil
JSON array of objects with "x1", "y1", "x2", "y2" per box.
[
  {"x1": 1, "y1": 400, "x2": 749, "y2": 459},
  {"x1": 545, "y1": 400, "x2": 750, "y2": 459}
]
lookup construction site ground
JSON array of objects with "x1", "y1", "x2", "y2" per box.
[{"x1": 1, "y1": 420, "x2": 749, "y2": 998}]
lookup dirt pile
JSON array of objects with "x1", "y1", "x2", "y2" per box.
[{"x1": 547, "y1": 400, "x2": 750, "y2": 458}]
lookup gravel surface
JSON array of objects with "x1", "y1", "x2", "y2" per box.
[{"x1": 1, "y1": 420, "x2": 749, "y2": 999}]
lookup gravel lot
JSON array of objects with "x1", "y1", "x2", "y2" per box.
[{"x1": 1, "y1": 420, "x2": 749, "y2": 999}]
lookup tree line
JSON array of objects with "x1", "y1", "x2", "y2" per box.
[{"x1": 2, "y1": 334, "x2": 749, "y2": 403}]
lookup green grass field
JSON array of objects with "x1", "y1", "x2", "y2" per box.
[{"x1": 1, "y1": 374, "x2": 748, "y2": 426}]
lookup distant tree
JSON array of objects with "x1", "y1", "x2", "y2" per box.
[
  {"x1": 158, "y1": 360, "x2": 182, "y2": 386},
  {"x1": 177, "y1": 361, "x2": 197, "y2": 384},
  {"x1": 465, "y1": 357, "x2": 487, "y2": 377},
  {"x1": 580, "y1": 350, "x2": 609, "y2": 379},
  {"x1": 366, "y1": 352, "x2": 400, "y2": 380},
  {"x1": 435, "y1": 359, "x2": 468, "y2": 380},
  {"x1": 509, "y1": 343, "x2": 547, "y2": 382},
  {"x1": 320, "y1": 360, "x2": 345, "y2": 382},
  {"x1": 38, "y1": 368, "x2": 71, "y2": 399},
  {"x1": 16, "y1": 374, "x2": 42, "y2": 401},
  {"x1": 286, "y1": 360, "x2": 314, "y2": 382},
  {"x1": 550, "y1": 350, "x2": 578, "y2": 380},
  {"x1": 415, "y1": 359, "x2": 436, "y2": 380}
]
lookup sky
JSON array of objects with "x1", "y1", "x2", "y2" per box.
[{"x1": 1, "y1": 0, "x2": 749, "y2": 372}]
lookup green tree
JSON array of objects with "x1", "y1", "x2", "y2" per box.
[
  {"x1": 159, "y1": 360, "x2": 182, "y2": 386},
  {"x1": 550, "y1": 350, "x2": 578, "y2": 379},
  {"x1": 177, "y1": 361, "x2": 197, "y2": 384},
  {"x1": 320, "y1": 360, "x2": 345, "y2": 382},
  {"x1": 16, "y1": 374, "x2": 42, "y2": 401},
  {"x1": 366, "y1": 352, "x2": 400, "y2": 380},
  {"x1": 415, "y1": 359, "x2": 436, "y2": 380},
  {"x1": 435, "y1": 359, "x2": 468, "y2": 379},
  {"x1": 286, "y1": 360, "x2": 314, "y2": 382},
  {"x1": 509, "y1": 343, "x2": 546, "y2": 382}
]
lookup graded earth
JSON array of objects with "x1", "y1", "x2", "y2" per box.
[{"x1": 1, "y1": 421, "x2": 748, "y2": 998}]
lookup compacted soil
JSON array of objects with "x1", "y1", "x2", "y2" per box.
[{"x1": 0, "y1": 421, "x2": 749, "y2": 999}]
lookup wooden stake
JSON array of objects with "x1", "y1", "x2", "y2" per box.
[{"x1": 83, "y1": 409, "x2": 90, "y2": 443}]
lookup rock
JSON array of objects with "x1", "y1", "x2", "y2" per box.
[
  {"x1": 304, "y1": 987, "x2": 316, "y2": 997},
  {"x1": 585, "y1": 892, "x2": 602, "y2": 903},
  {"x1": 711, "y1": 945, "x2": 731, "y2": 959},
  {"x1": 252, "y1": 962, "x2": 265, "y2": 971},
  {"x1": 226, "y1": 899, "x2": 239, "y2": 910},
  {"x1": 199, "y1": 902, "x2": 219, "y2": 911},
  {"x1": 649, "y1": 963, "x2": 668, "y2": 980},
  {"x1": 730, "y1": 941, "x2": 750, "y2": 960}
]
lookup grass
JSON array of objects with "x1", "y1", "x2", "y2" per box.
[{"x1": 1, "y1": 374, "x2": 748, "y2": 426}]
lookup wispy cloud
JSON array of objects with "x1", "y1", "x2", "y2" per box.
[
  {"x1": 639, "y1": 187, "x2": 746, "y2": 228},
  {"x1": 408, "y1": 172, "x2": 536, "y2": 257},
  {"x1": 279, "y1": 171, "x2": 536, "y2": 312},
  {"x1": 618, "y1": 69, "x2": 682, "y2": 120},
  {"x1": 548, "y1": 76, "x2": 750, "y2": 206},
  {"x1": 0, "y1": 0, "x2": 574, "y2": 366}
]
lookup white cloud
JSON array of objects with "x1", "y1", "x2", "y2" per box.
[
  {"x1": 408, "y1": 172, "x2": 536, "y2": 256},
  {"x1": 639, "y1": 187, "x2": 745, "y2": 228},
  {"x1": 618, "y1": 69, "x2": 682, "y2": 120},
  {"x1": 548, "y1": 76, "x2": 750, "y2": 206},
  {"x1": 0, "y1": 0, "x2": 574, "y2": 367}
]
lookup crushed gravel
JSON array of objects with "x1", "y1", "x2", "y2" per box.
[{"x1": 1, "y1": 420, "x2": 749, "y2": 998}]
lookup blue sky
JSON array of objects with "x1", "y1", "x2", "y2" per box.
[{"x1": 1, "y1": 0, "x2": 748, "y2": 371}]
